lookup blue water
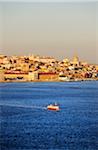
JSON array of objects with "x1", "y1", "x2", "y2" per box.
[{"x1": 0, "y1": 81, "x2": 98, "y2": 150}]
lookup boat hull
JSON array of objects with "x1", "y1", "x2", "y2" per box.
[{"x1": 47, "y1": 105, "x2": 60, "y2": 111}]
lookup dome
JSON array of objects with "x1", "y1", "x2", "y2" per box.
[{"x1": 73, "y1": 56, "x2": 79, "y2": 62}]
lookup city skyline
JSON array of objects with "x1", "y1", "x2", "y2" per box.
[{"x1": 0, "y1": 1, "x2": 98, "y2": 64}]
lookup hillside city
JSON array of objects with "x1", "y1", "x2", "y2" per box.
[{"x1": 0, "y1": 54, "x2": 98, "y2": 82}]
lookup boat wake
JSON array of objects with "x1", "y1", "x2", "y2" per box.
[{"x1": 0, "y1": 104, "x2": 47, "y2": 110}]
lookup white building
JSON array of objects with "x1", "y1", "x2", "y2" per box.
[{"x1": 28, "y1": 71, "x2": 38, "y2": 81}]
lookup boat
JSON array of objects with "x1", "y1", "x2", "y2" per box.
[{"x1": 47, "y1": 103, "x2": 60, "y2": 111}]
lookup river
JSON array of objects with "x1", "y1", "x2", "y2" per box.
[{"x1": 0, "y1": 81, "x2": 98, "y2": 150}]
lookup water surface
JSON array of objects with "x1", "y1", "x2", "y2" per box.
[{"x1": 0, "y1": 81, "x2": 98, "y2": 150}]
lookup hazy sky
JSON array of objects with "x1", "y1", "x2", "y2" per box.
[{"x1": 0, "y1": 1, "x2": 98, "y2": 63}]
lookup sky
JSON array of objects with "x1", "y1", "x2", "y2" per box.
[{"x1": 0, "y1": 0, "x2": 98, "y2": 64}]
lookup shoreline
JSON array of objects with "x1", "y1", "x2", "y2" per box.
[{"x1": 0, "y1": 78, "x2": 98, "y2": 83}]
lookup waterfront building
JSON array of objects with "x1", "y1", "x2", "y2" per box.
[
  {"x1": 28, "y1": 71, "x2": 38, "y2": 81},
  {"x1": 0, "y1": 70, "x2": 4, "y2": 82},
  {"x1": 38, "y1": 72, "x2": 58, "y2": 81},
  {"x1": 4, "y1": 71, "x2": 28, "y2": 81}
]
